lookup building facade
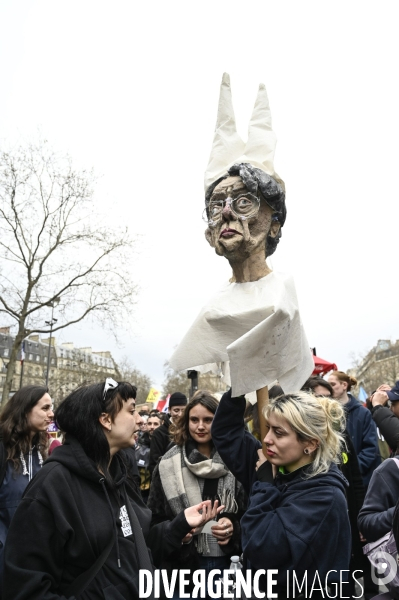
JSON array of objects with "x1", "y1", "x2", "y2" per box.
[
  {"x1": 0, "y1": 328, "x2": 119, "y2": 405},
  {"x1": 355, "y1": 339, "x2": 399, "y2": 395}
]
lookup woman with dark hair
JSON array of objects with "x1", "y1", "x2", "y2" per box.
[
  {"x1": 148, "y1": 390, "x2": 246, "y2": 599},
  {"x1": 3, "y1": 380, "x2": 222, "y2": 600},
  {"x1": 0, "y1": 385, "x2": 53, "y2": 594}
]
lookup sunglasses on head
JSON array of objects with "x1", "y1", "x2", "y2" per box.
[{"x1": 103, "y1": 377, "x2": 118, "y2": 401}]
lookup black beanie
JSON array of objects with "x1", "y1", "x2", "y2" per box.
[{"x1": 169, "y1": 392, "x2": 188, "y2": 408}]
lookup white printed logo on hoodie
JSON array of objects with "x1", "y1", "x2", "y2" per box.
[{"x1": 120, "y1": 505, "x2": 132, "y2": 537}]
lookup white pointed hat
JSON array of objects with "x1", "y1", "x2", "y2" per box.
[{"x1": 204, "y1": 73, "x2": 284, "y2": 191}]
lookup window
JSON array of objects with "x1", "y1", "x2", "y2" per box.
[
  {"x1": 51, "y1": 358, "x2": 55, "y2": 365},
  {"x1": 36, "y1": 355, "x2": 40, "y2": 362},
  {"x1": 3, "y1": 348, "x2": 9, "y2": 357},
  {"x1": 28, "y1": 353, "x2": 33, "y2": 361},
  {"x1": 44, "y1": 356, "x2": 47, "y2": 363}
]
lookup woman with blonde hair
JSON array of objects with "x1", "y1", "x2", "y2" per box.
[
  {"x1": 212, "y1": 389, "x2": 351, "y2": 599},
  {"x1": 328, "y1": 370, "x2": 380, "y2": 486}
]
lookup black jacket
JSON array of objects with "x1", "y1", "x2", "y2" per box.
[
  {"x1": 345, "y1": 395, "x2": 381, "y2": 487},
  {"x1": 135, "y1": 432, "x2": 151, "y2": 492},
  {"x1": 3, "y1": 435, "x2": 191, "y2": 600},
  {"x1": 341, "y1": 432, "x2": 367, "y2": 571},
  {"x1": 358, "y1": 457, "x2": 399, "y2": 542},
  {"x1": 212, "y1": 389, "x2": 351, "y2": 597},
  {"x1": 122, "y1": 446, "x2": 141, "y2": 489},
  {"x1": 0, "y1": 444, "x2": 42, "y2": 597},
  {"x1": 149, "y1": 415, "x2": 172, "y2": 474},
  {"x1": 372, "y1": 405, "x2": 399, "y2": 452}
]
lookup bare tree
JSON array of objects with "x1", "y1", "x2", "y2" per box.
[
  {"x1": 358, "y1": 356, "x2": 399, "y2": 394},
  {"x1": 49, "y1": 348, "x2": 122, "y2": 408},
  {"x1": 352, "y1": 345, "x2": 399, "y2": 395},
  {"x1": 162, "y1": 362, "x2": 191, "y2": 398},
  {"x1": 0, "y1": 139, "x2": 138, "y2": 403},
  {"x1": 117, "y1": 356, "x2": 152, "y2": 405}
]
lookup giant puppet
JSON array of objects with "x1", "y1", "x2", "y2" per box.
[{"x1": 170, "y1": 74, "x2": 313, "y2": 404}]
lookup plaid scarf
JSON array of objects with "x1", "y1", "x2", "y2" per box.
[{"x1": 159, "y1": 442, "x2": 237, "y2": 554}]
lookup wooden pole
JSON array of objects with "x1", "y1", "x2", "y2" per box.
[{"x1": 256, "y1": 386, "x2": 269, "y2": 456}]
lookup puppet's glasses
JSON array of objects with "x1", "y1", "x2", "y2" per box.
[
  {"x1": 202, "y1": 193, "x2": 260, "y2": 227},
  {"x1": 103, "y1": 377, "x2": 118, "y2": 401}
]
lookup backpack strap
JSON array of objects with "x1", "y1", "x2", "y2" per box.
[
  {"x1": 392, "y1": 457, "x2": 399, "y2": 469},
  {"x1": 63, "y1": 536, "x2": 114, "y2": 598}
]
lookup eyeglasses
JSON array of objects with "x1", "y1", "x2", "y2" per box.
[
  {"x1": 202, "y1": 192, "x2": 260, "y2": 227},
  {"x1": 103, "y1": 377, "x2": 118, "y2": 401}
]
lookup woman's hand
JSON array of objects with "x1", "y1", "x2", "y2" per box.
[
  {"x1": 377, "y1": 384, "x2": 391, "y2": 392},
  {"x1": 371, "y1": 391, "x2": 389, "y2": 407},
  {"x1": 184, "y1": 500, "x2": 225, "y2": 529},
  {"x1": 211, "y1": 517, "x2": 233, "y2": 546},
  {"x1": 359, "y1": 531, "x2": 366, "y2": 543},
  {"x1": 256, "y1": 448, "x2": 277, "y2": 478},
  {"x1": 181, "y1": 530, "x2": 195, "y2": 544},
  {"x1": 255, "y1": 448, "x2": 267, "y2": 470}
]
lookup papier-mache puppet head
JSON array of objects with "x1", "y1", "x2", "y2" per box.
[{"x1": 203, "y1": 74, "x2": 287, "y2": 281}]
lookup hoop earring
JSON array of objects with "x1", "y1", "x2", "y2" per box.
[{"x1": 304, "y1": 448, "x2": 310, "y2": 455}]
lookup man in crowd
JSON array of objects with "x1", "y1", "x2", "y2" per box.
[
  {"x1": 328, "y1": 371, "x2": 380, "y2": 488},
  {"x1": 371, "y1": 380, "x2": 399, "y2": 452},
  {"x1": 149, "y1": 392, "x2": 187, "y2": 474},
  {"x1": 137, "y1": 412, "x2": 149, "y2": 444},
  {"x1": 135, "y1": 412, "x2": 162, "y2": 503},
  {"x1": 147, "y1": 413, "x2": 162, "y2": 437},
  {"x1": 303, "y1": 375, "x2": 378, "y2": 600}
]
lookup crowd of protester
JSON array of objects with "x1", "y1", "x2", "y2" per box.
[{"x1": 1, "y1": 371, "x2": 399, "y2": 599}]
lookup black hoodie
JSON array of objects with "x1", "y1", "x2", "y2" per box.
[
  {"x1": 212, "y1": 389, "x2": 352, "y2": 597},
  {"x1": 149, "y1": 414, "x2": 172, "y2": 475},
  {"x1": 3, "y1": 435, "x2": 191, "y2": 600}
]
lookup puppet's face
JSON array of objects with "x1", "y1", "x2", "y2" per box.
[{"x1": 204, "y1": 176, "x2": 280, "y2": 262}]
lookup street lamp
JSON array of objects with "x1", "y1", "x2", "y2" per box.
[
  {"x1": 187, "y1": 370, "x2": 199, "y2": 398},
  {"x1": 45, "y1": 297, "x2": 60, "y2": 387}
]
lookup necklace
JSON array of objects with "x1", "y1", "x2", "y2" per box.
[{"x1": 20, "y1": 447, "x2": 43, "y2": 481}]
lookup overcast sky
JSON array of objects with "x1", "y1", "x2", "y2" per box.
[{"x1": 1, "y1": 1, "x2": 398, "y2": 391}]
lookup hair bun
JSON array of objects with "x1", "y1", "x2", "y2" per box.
[
  {"x1": 331, "y1": 370, "x2": 357, "y2": 392},
  {"x1": 318, "y1": 397, "x2": 346, "y2": 432}
]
